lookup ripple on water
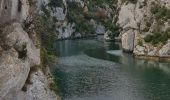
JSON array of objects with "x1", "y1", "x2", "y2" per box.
[
  {"x1": 55, "y1": 54, "x2": 146, "y2": 100},
  {"x1": 106, "y1": 50, "x2": 123, "y2": 56},
  {"x1": 53, "y1": 39, "x2": 170, "y2": 100}
]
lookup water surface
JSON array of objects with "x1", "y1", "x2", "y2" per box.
[{"x1": 51, "y1": 37, "x2": 170, "y2": 100}]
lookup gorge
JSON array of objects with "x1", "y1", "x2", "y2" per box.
[{"x1": 0, "y1": 0, "x2": 170, "y2": 100}]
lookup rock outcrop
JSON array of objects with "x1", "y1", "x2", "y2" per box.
[
  {"x1": 117, "y1": 0, "x2": 170, "y2": 60},
  {"x1": 40, "y1": 0, "x2": 118, "y2": 40},
  {"x1": 0, "y1": 0, "x2": 59, "y2": 100},
  {"x1": 121, "y1": 29, "x2": 135, "y2": 52},
  {"x1": 0, "y1": 0, "x2": 29, "y2": 24},
  {"x1": 0, "y1": 22, "x2": 58, "y2": 100}
]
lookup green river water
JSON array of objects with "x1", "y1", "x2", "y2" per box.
[{"x1": 51, "y1": 37, "x2": 170, "y2": 100}]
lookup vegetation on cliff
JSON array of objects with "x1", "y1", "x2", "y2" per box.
[
  {"x1": 144, "y1": 2, "x2": 170, "y2": 45},
  {"x1": 66, "y1": 0, "x2": 120, "y2": 39}
]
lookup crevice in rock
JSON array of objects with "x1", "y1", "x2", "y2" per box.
[
  {"x1": 18, "y1": 0, "x2": 22, "y2": 12},
  {"x1": 18, "y1": 44, "x2": 27, "y2": 59},
  {"x1": 4, "y1": 6, "x2": 7, "y2": 9}
]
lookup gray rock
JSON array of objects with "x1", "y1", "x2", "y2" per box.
[
  {"x1": 134, "y1": 45, "x2": 145, "y2": 55},
  {"x1": 0, "y1": 0, "x2": 29, "y2": 24},
  {"x1": 51, "y1": 7, "x2": 66, "y2": 21},
  {"x1": 0, "y1": 23, "x2": 58, "y2": 100},
  {"x1": 75, "y1": 32, "x2": 81, "y2": 38},
  {"x1": 159, "y1": 40, "x2": 170, "y2": 57},
  {"x1": 95, "y1": 24, "x2": 105, "y2": 35},
  {"x1": 121, "y1": 29, "x2": 135, "y2": 52},
  {"x1": 3, "y1": 23, "x2": 40, "y2": 66},
  {"x1": 24, "y1": 69, "x2": 59, "y2": 100},
  {"x1": 117, "y1": 3, "x2": 138, "y2": 30},
  {"x1": 104, "y1": 30, "x2": 112, "y2": 41},
  {"x1": 57, "y1": 22, "x2": 75, "y2": 39},
  {"x1": 0, "y1": 49, "x2": 30, "y2": 99}
]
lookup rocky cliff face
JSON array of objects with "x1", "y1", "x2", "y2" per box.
[
  {"x1": 117, "y1": 0, "x2": 170, "y2": 60},
  {"x1": 0, "y1": 0, "x2": 29, "y2": 24},
  {"x1": 39, "y1": 0, "x2": 119, "y2": 40},
  {"x1": 0, "y1": 0, "x2": 59, "y2": 100}
]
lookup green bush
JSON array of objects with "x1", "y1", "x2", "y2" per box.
[
  {"x1": 48, "y1": 0, "x2": 63, "y2": 7},
  {"x1": 66, "y1": 0, "x2": 120, "y2": 38},
  {"x1": 122, "y1": 0, "x2": 137, "y2": 4},
  {"x1": 146, "y1": 21, "x2": 151, "y2": 27},
  {"x1": 67, "y1": 1, "x2": 95, "y2": 35},
  {"x1": 150, "y1": 3, "x2": 160, "y2": 14},
  {"x1": 143, "y1": 27, "x2": 150, "y2": 32},
  {"x1": 137, "y1": 39, "x2": 143, "y2": 46},
  {"x1": 103, "y1": 21, "x2": 120, "y2": 39},
  {"x1": 144, "y1": 34, "x2": 153, "y2": 43},
  {"x1": 32, "y1": 6, "x2": 58, "y2": 68},
  {"x1": 144, "y1": 28, "x2": 170, "y2": 45},
  {"x1": 150, "y1": 3, "x2": 170, "y2": 21},
  {"x1": 165, "y1": 9, "x2": 170, "y2": 19}
]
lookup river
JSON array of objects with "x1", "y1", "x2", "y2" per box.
[{"x1": 51, "y1": 37, "x2": 170, "y2": 100}]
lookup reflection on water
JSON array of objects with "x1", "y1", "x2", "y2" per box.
[{"x1": 52, "y1": 37, "x2": 170, "y2": 100}]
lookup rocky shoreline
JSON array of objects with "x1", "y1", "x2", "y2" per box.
[{"x1": 135, "y1": 55, "x2": 170, "y2": 62}]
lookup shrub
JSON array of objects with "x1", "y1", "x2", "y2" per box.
[
  {"x1": 150, "y1": 4, "x2": 159, "y2": 14},
  {"x1": 146, "y1": 21, "x2": 151, "y2": 27},
  {"x1": 150, "y1": 3, "x2": 170, "y2": 21},
  {"x1": 143, "y1": 27, "x2": 150, "y2": 32},
  {"x1": 48, "y1": 0, "x2": 63, "y2": 7},
  {"x1": 31, "y1": 6, "x2": 58, "y2": 71},
  {"x1": 137, "y1": 39, "x2": 143, "y2": 46},
  {"x1": 67, "y1": 1, "x2": 95, "y2": 35},
  {"x1": 144, "y1": 29, "x2": 170, "y2": 45},
  {"x1": 122, "y1": 0, "x2": 138, "y2": 4},
  {"x1": 144, "y1": 34, "x2": 153, "y2": 43},
  {"x1": 28, "y1": 0, "x2": 34, "y2": 6},
  {"x1": 165, "y1": 9, "x2": 170, "y2": 19}
]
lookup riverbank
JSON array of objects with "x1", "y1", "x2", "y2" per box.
[{"x1": 135, "y1": 55, "x2": 170, "y2": 62}]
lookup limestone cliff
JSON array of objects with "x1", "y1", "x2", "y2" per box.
[
  {"x1": 0, "y1": 0, "x2": 59, "y2": 100},
  {"x1": 39, "y1": 0, "x2": 119, "y2": 40},
  {"x1": 117, "y1": 0, "x2": 170, "y2": 60}
]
